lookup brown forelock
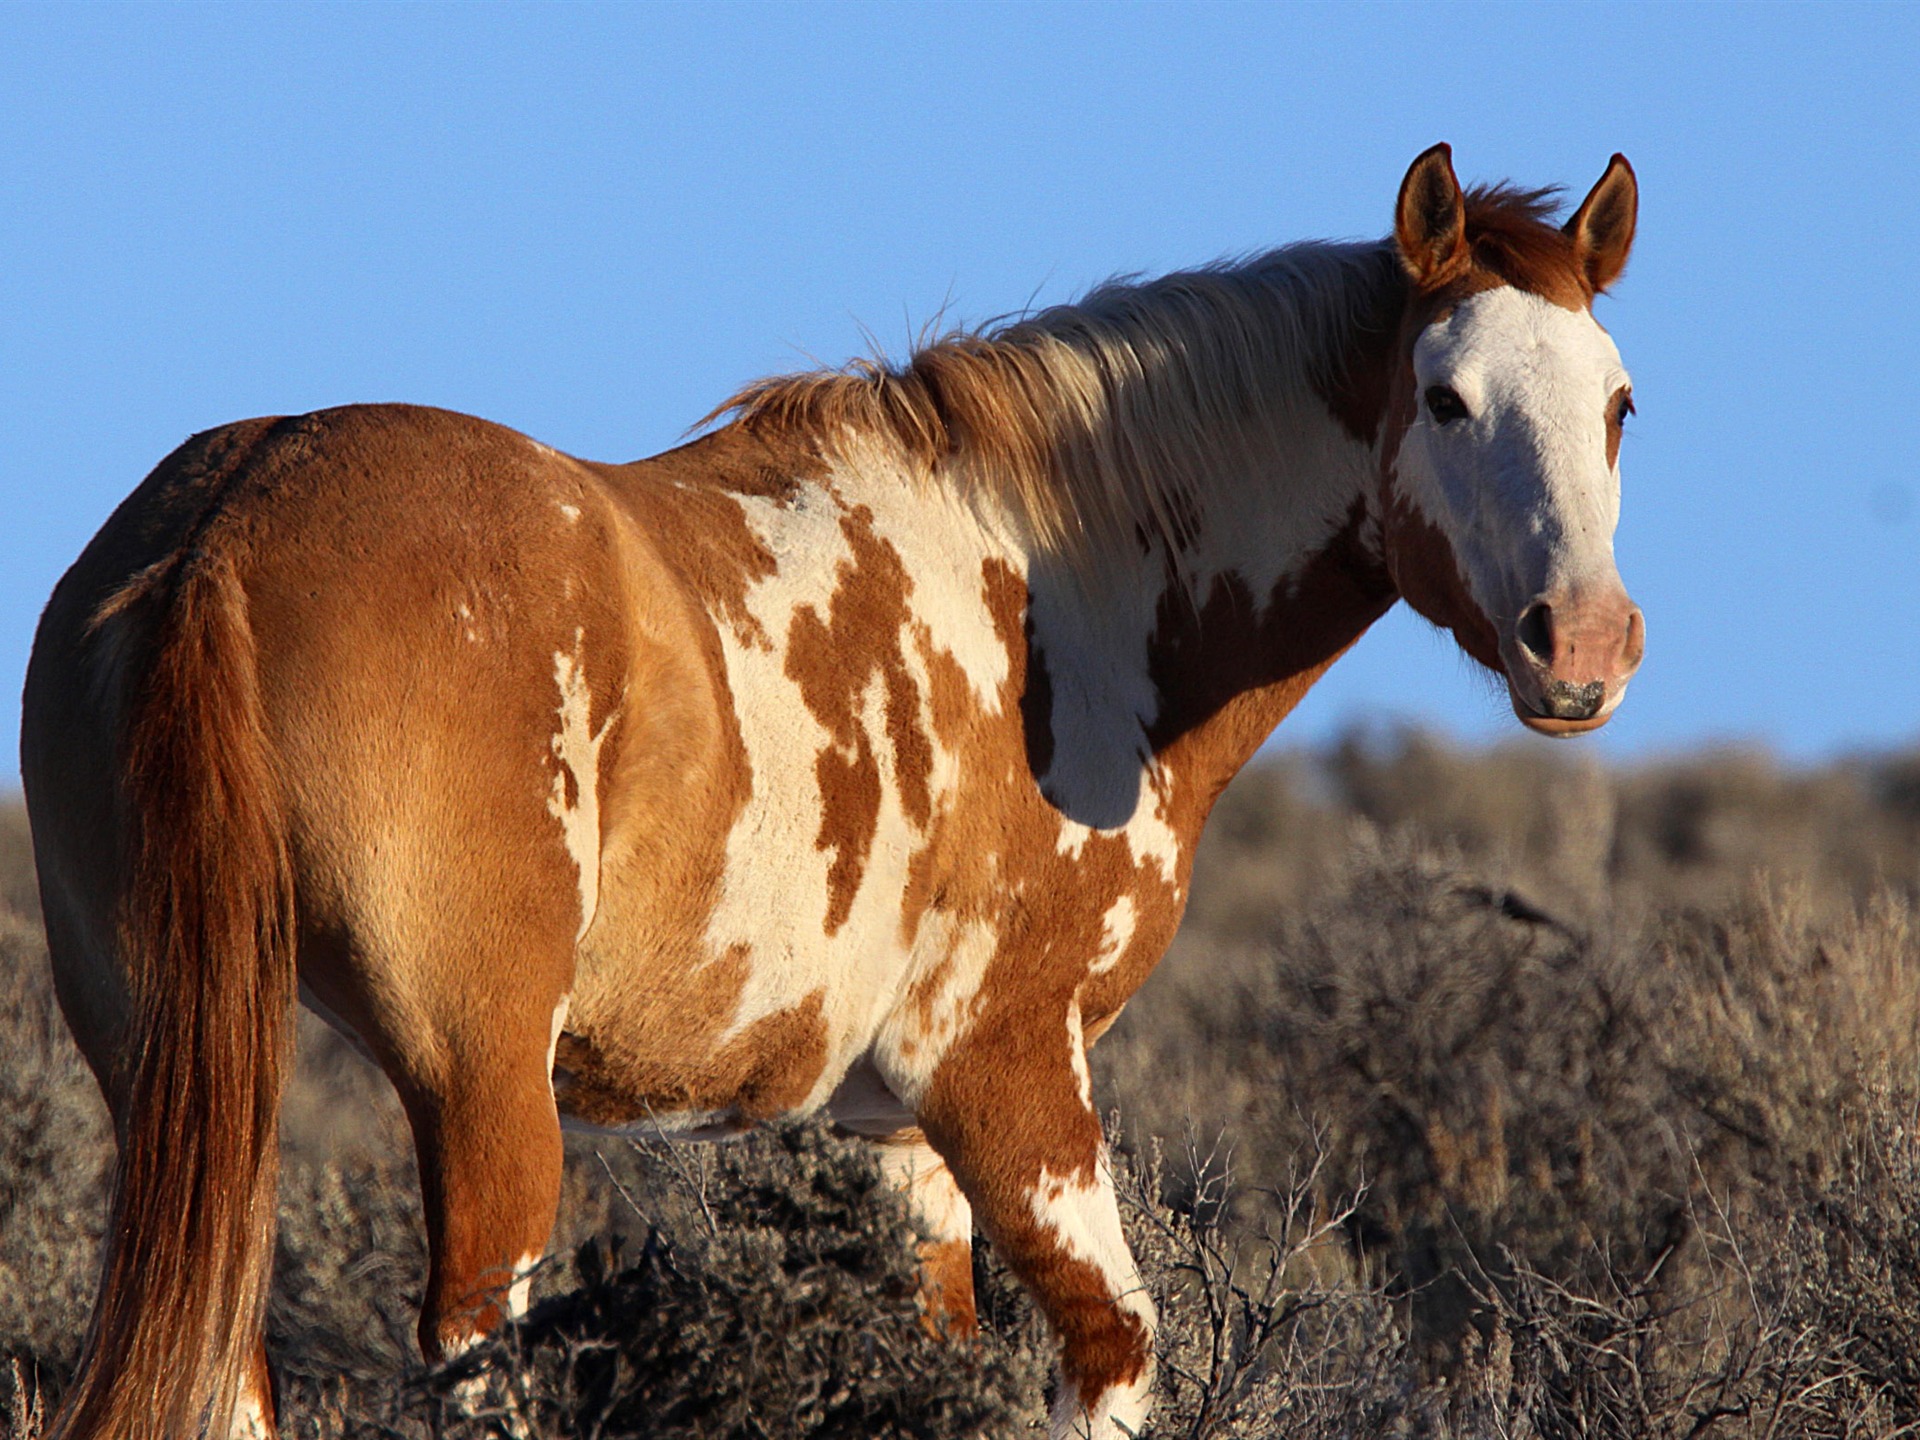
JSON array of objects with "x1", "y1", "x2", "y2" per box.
[
  {"x1": 1440, "y1": 184, "x2": 1594, "y2": 313},
  {"x1": 783, "y1": 504, "x2": 934, "y2": 934}
]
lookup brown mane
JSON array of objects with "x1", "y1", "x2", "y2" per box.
[{"x1": 712, "y1": 243, "x2": 1402, "y2": 576}]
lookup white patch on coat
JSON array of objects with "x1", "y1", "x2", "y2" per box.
[
  {"x1": 1089, "y1": 895, "x2": 1137, "y2": 976},
  {"x1": 843, "y1": 428, "x2": 1019, "y2": 709},
  {"x1": 1401, "y1": 286, "x2": 1631, "y2": 622},
  {"x1": 455, "y1": 600, "x2": 479, "y2": 644},
  {"x1": 704, "y1": 466, "x2": 1022, "y2": 1107},
  {"x1": 703, "y1": 482, "x2": 852, "y2": 989},
  {"x1": 547, "y1": 631, "x2": 617, "y2": 943},
  {"x1": 232, "y1": 1387, "x2": 271, "y2": 1440},
  {"x1": 874, "y1": 1134, "x2": 974, "y2": 1247},
  {"x1": 509, "y1": 1250, "x2": 541, "y2": 1318},
  {"x1": 547, "y1": 993, "x2": 570, "y2": 1080},
  {"x1": 557, "y1": 502, "x2": 582, "y2": 522},
  {"x1": 1030, "y1": 1158, "x2": 1157, "y2": 1440},
  {"x1": 1066, "y1": 996, "x2": 1092, "y2": 1110}
]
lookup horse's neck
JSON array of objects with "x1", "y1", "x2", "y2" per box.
[{"x1": 1017, "y1": 332, "x2": 1401, "y2": 847}]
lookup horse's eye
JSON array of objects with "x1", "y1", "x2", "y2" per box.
[
  {"x1": 1615, "y1": 391, "x2": 1636, "y2": 424},
  {"x1": 1425, "y1": 386, "x2": 1469, "y2": 426}
]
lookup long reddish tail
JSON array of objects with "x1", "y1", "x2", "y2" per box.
[{"x1": 53, "y1": 548, "x2": 297, "y2": 1440}]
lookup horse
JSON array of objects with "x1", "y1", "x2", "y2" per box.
[{"x1": 21, "y1": 143, "x2": 1642, "y2": 1440}]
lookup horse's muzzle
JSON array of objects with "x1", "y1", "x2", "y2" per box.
[{"x1": 1504, "y1": 585, "x2": 1644, "y2": 737}]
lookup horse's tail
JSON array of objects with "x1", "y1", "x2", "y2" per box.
[{"x1": 53, "y1": 544, "x2": 297, "y2": 1440}]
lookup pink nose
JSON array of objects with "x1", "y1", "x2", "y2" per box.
[{"x1": 1513, "y1": 589, "x2": 1645, "y2": 721}]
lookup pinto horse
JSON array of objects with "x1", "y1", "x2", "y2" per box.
[{"x1": 23, "y1": 144, "x2": 1642, "y2": 1440}]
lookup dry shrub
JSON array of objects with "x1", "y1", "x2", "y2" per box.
[
  {"x1": 0, "y1": 807, "x2": 37, "y2": 925},
  {"x1": 0, "y1": 908, "x2": 110, "y2": 1396},
  {"x1": 422, "y1": 1127, "x2": 1049, "y2": 1440},
  {"x1": 1613, "y1": 751, "x2": 1920, "y2": 919},
  {"x1": 5, "y1": 733, "x2": 1920, "y2": 1439},
  {"x1": 1101, "y1": 828, "x2": 1920, "y2": 1360}
]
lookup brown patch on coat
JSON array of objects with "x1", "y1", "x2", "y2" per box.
[
  {"x1": 1606, "y1": 384, "x2": 1631, "y2": 471},
  {"x1": 602, "y1": 424, "x2": 803, "y2": 649},
  {"x1": 1145, "y1": 500, "x2": 1396, "y2": 765},
  {"x1": 1381, "y1": 490, "x2": 1505, "y2": 674},
  {"x1": 783, "y1": 504, "x2": 933, "y2": 933},
  {"x1": 1452, "y1": 184, "x2": 1595, "y2": 312}
]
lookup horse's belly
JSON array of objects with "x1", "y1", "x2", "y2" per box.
[{"x1": 556, "y1": 852, "x2": 925, "y2": 1134}]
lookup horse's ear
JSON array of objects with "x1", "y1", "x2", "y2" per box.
[
  {"x1": 1395, "y1": 143, "x2": 1469, "y2": 289},
  {"x1": 1564, "y1": 154, "x2": 1637, "y2": 293}
]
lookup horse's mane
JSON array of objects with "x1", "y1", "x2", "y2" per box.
[{"x1": 715, "y1": 183, "x2": 1572, "y2": 569}]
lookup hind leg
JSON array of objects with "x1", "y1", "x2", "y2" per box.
[
  {"x1": 872, "y1": 1128, "x2": 977, "y2": 1338},
  {"x1": 302, "y1": 915, "x2": 572, "y2": 1364},
  {"x1": 390, "y1": 995, "x2": 569, "y2": 1362}
]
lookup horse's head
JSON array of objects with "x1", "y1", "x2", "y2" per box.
[{"x1": 1380, "y1": 144, "x2": 1644, "y2": 737}]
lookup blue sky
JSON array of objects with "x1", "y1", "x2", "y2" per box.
[{"x1": 3, "y1": 4, "x2": 1916, "y2": 788}]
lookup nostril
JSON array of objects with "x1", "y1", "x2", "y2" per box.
[
  {"x1": 1623, "y1": 606, "x2": 1646, "y2": 669},
  {"x1": 1516, "y1": 602, "x2": 1554, "y2": 665}
]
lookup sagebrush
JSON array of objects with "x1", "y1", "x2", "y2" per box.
[{"x1": 5, "y1": 730, "x2": 1920, "y2": 1438}]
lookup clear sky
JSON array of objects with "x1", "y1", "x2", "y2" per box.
[{"x1": 3, "y1": 4, "x2": 1916, "y2": 789}]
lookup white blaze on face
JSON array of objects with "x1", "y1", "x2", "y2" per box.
[
  {"x1": 1402, "y1": 286, "x2": 1631, "y2": 622},
  {"x1": 547, "y1": 631, "x2": 617, "y2": 943}
]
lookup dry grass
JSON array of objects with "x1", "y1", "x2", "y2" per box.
[{"x1": 4, "y1": 729, "x2": 1920, "y2": 1437}]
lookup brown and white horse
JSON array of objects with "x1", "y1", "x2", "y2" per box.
[{"x1": 22, "y1": 145, "x2": 1642, "y2": 1440}]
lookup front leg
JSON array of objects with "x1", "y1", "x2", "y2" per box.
[{"x1": 910, "y1": 989, "x2": 1156, "y2": 1440}]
